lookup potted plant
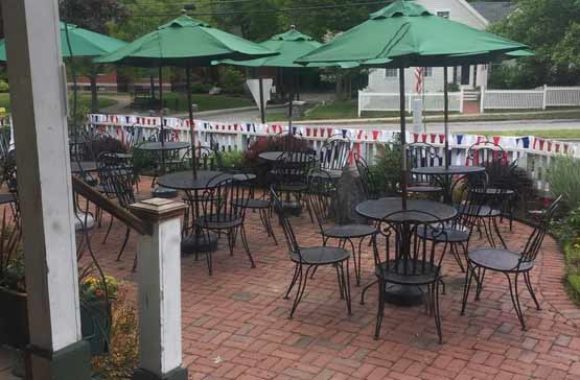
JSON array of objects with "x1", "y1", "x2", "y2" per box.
[
  {"x1": 79, "y1": 273, "x2": 119, "y2": 356},
  {"x1": 0, "y1": 214, "x2": 28, "y2": 349}
]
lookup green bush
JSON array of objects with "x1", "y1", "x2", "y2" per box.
[
  {"x1": 369, "y1": 141, "x2": 402, "y2": 196},
  {"x1": 547, "y1": 156, "x2": 580, "y2": 210},
  {"x1": 485, "y1": 161, "x2": 537, "y2": 219},
  {"x1": 219, "y1": 150, "x2": 245, "y2": 171},
  {"x1": 219, "y1": 67, "x2": 245, "y2": 95},
  {"x1": 0, "y1": 80, "x2": 9, "y2": 93}
]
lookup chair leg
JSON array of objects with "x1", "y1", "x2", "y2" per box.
[
  {"x1": 346, "y1": 238, "x2": 360, "y2": 287},
  {"x1": 360, "y1": 280, "x2": 377, "y2": 305},
  {"x1": 116, "y1": 227, "x2": 131, "y2": 262},
  {"x1": 290, "y1": 265, "x2": 312, "y2": 319},
  {"x1": 493, "y1": 217, "x2": 508, "y2": 249},
  {"x1": 335, "y1": 264, "x2": 344, "y2": 299},
  {"x1": 461, "y1": 263, "x2": 475, "y2": 315},
  {"x1": 131, "y1": 252, "x2": 138, "y2": 272},
  {"x1": 103, "y1": 215, "x2": 114, "y2": 244},
  {"x1": 450, "y1": 243, "x2": 465, "y2": 273},
  {"x1": 285, "y1": 263, "x2": 300, "y2": 300},
  {"x1": 261, "y1": 208, "x2": 278, "y2": 245},
  {"x1": 374, "y1": 279, "x2": 385, "y2": 339},
  {"x1": 475, "y1": 268, "x2": 486, "y2": 301},
  {"x1": 339, "y1": 260, "x2": 352, "y2": 315},
  {"x1": 240, "y1": 225, "x2": 255, "y2": 268},
  {"x1": 524, "y1": 272, "x2": 541, "y2": 310},
  {"x1": 434, "y1": 280, "x2": 443, "y2": 344},
  {"x1": 505, "y1": 273, "x2": 527, "y2": 330},
  {"x1": 226, "y1": 230, "x2": 235, "y2": 256},
  {"x1": 206, "y1": 250, "x2": 213, "y2": 276}
]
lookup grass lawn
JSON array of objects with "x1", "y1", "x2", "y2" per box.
[
  {"x1": 162, "y1": 93, "x2": 254, "y2": 112},
  {"x1": 462, "y1": 129, "x2": 580, "y2": 139},
  {"x1": 305, "y1": 100, "x2": 400, "y2": 120},
  {"x1": 0, "y1": 93, "x2": 117, "y2": 112}
]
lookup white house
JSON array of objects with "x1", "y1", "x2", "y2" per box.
[{"x1": 365, "y1": 0, "x2": 514, "y2": 94}]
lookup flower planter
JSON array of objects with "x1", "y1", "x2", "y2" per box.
[
  {"x1": 0, "y1": 287, "x2": 29, "y2": 348},
  {"x1": 81, "y1": 299, "x2": 111, "y2": 356}
]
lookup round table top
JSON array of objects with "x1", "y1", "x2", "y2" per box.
[
  {"x1": 158, "y1": 171, "x2": 256, "y2": 191},
  {"x1": 104, "y1": 152, "x2": 133, "y2": 159},
  {"x1": 411, "y1": 165, "x2": 485, "y2": 176},
  {"x1": 71, "y1": 161, "x2": 97, "y2": 173},
  {"x1": 356, "y1": 197, "x2": 457, "y2": 223},
  {"x1": 136, "y1": 141, "x2": 190, "y2": 151}
]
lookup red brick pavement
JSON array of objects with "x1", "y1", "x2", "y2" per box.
[{"x1": 84, "y1": 183, "x2": 580, "y2": 380}]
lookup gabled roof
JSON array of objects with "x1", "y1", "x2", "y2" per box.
[{"x1": 470, "y1": 1, "x2": 516, "y2": 23}]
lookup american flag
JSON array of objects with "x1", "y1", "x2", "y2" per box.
[{"x1": 415, "y1": 67, "x2": 424, "y2": 93}]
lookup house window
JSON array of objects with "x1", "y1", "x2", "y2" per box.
[
  {"x1": 424, "y1": 67, "x2": 433, "y2": 77},
  {"x1": 385, "y1": 68, "x2": 398, "y2": 78},
  {"x1": 437, "y1": 11, "x2": 450, "y2": 19}
]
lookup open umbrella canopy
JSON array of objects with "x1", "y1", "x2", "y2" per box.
[
  {"x1": 216, "y1": 26, "x2": 356, "y2": 69},
  {"x1": 96, "y1": 15, "x2": 276, "y2": 67},
  {"x1": 0, "y1": 22, "x2": 126, "y2": 61},
  {"x1": 296, "y1": 0, "x2": 529, "y2": 68}
]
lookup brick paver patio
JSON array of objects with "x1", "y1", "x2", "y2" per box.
[{"x1": 86, "y1": 182, "x2": 580, "y2": 380}]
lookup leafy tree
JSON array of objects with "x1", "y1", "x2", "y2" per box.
[{"x1": 490, "y1": 0, "x2": 580, "y2": 88}]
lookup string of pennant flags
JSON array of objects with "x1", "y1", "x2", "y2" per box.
[{"x1": 88, "y1": 113, "x2": 578, "y2": 157}]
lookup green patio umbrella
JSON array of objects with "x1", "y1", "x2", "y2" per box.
[
  {"x1": 96, "y1": 14, "x2": 276, "y2": 178},
  {"x1": 216, "y1": 26, "x2": 356, "y2": 125},
  {"x1": 0, "y1": 22, "x2": 126, "y2": 60},
  {"x1": 297, "y1": 0, "x2": 530, "y2": 207}
]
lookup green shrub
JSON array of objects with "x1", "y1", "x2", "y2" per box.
[
  {"x1": 219, "y1": 150, "x2": 245, "y2": 171},
  {"x1": 0, "y1": 80, "x2": 9, "y2": 93},
  {"x1": 485, "y1": 161, "x2": 537, "y2": 219},
  {"x1": 369, "y1": 141, "x2": 402, "y2": 196},
  {"x1": 219, "y1": 67, "x2": 245, "y2": 95},
  {"x1": 547, "y1": 155, "x2": 580, "y2": 210}
]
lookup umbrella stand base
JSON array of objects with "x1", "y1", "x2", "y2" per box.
[
  {"x1": 181, "y1": 232, "x2": 218, "y2": 254},
  {"x1": 384, "y1": 284, "x2": 425, "y2": 307},
  {"x1": 152, "y1": 186, "x2": 178, "y2": 199}
]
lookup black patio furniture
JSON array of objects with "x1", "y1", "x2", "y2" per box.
[
  {"x1": 194, "y1": 173, "x2": 255, "y2": 275},
  {"x1": 307, "y1": 169, "x2": 376, "y2": 286},
  {"x1": 355, "y1": 157, "x2": 383, "y2": 200},
  {"x1": 373, "y1": 209, "x2": 448, "y2": 343},
  {"x1": 319, "y1": 134, "x2": 352, "y2": 179},
  {"x1": 461, "y1": 196, "x2": 562, "y2": 330},
  {"x1": 410, "y1": 165, "x2": 486, "y2": 204},
  {"x1": 270, "y1": 150, "x2": 316, "y2": 215},
  {"x1": 356, "y1": 198, "x2": 457, "y2": 306},
  {"x1": 271, "y1": 188, "x2": 352, "y2": 318},
  {"x1": 234, "y1": 175, "x2": 277, "y2": 245},
  {"x1": 406, "y1": 142, "x2": 444, "y2": 197}
]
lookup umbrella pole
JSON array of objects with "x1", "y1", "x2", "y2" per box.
[
  {"x1": 186, "y1": 67, "x2": 197, "y2": 179},
  {"x1": 159, "y1": 66, "x2": 166, "y2": 174},
  {"x1": 288, "y1": 91, "x2": 293, "y2": 130},
  {"x1": 443, "y1": 66, "x2": 450, "y2": 169},
  {"x1": 399, "y1": 66, "x2": 407, "y2": 210},
  {"x1": 259, "y1": 77, "x2": 266, "y2": 124}
]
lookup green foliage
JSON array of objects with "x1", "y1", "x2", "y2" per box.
[
  {"x1": 547, "y1": 155, "x2": 580, "y2": 210},
  {"x1": 219, "y1": 67, "x2": 246, "y2": 95},
  {"x1": 0, "y1": 80, "x2": 9, "y2": 93},
  {"x1": 0, "y1": 215, "x2": 24, "y2": 293},
  {"x1": 369, "y1": 141, "x2": 402, "y2": 196},
  {"x1": 485, "y1": 161, "x2": 537, "y2": 218},
  {"x1": 219, "y1": 150, "x2": 245, "y2": 171},
  {"x1": 80, "y1": 275, "x2": 119, "y2": 303},
  {"x1": 91, "y1": 289, "x2": 139, "y2": 379},
  {"x1": 160, "y1": 93, "x2": 253, "y2": 113},
  {"x1": 92, "y1": 136, "x2": 128, "y2": 158},
  {"x1": 490, "y1": 0, "x2": 580, "y2": 87}
]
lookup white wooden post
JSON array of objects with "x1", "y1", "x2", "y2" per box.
[
  {"x1": 358, "y1": 91, "x2": 362, "y2": 117},
  {"x1": 542, "y1": 84, "x2": 548, "y2": 110},
  {"x1": 1, "y1": 0, "x2": 92, "y2": 378},
  {"x1": 480, "y1": 86, "x2": 485, "y2": 114},
  {"x1": 129, "y1": 199, "x2": 188, "y2": 380},
  {"x1": 459, "y1": 87, "x2": 464, "y2": 114}
]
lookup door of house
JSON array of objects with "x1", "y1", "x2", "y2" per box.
[{"x1": 461, "y1": 65, "x2": 470, "y2": 85}]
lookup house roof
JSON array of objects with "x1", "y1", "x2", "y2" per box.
[{"x1": 470, "y1": 1, "x2": 515, "y2": 23}]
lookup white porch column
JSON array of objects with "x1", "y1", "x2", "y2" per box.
[
  {"x1": 129, "y1": 199, "x2": 188, "y2": 380},
  {"x1": 0, "y1": 0, "x2": 91, "y2": 378}
]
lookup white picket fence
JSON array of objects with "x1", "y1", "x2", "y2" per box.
[
  {"x1": 88, "y1": 113, "x2": 580, "y2": 194},
  {"x1": 358, "y1": 91, "x2": 463, "y2": 116},
  {"x1": 359, "y1": 86, "x2": 580, "y2": 115}
]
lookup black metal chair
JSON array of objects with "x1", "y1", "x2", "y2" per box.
[
  {"x1": 271, "y1": 188, "x2": 352, "y2": 318},
  {"x1": 271, "y1": 150, "x2": 316, "y2": 215},
  {"x1": 466, "y1": 140, "x2": 516, "y2": 229},
  {"x1": 373, "y1": 210, "x2": 448, "y2": 343},
  {"x1": 307, "y1": 169, "x2": 376, "y2": 286},
  {"x1": 234, "y1": 175, "x2": 277, "y2": 245},
  {"x1": 355, "y1": 156, "x2": 382, "y2": 200},
  {"x1": 406, "y1": 142, "x2": 444, "y2": 197},
  {"x1": 461, "y1": 195, "x2": 562, "y2": 330},
  {"x1": 96, "y1": 161, "x2": 138, "y2": 271},
  {"x1": 319, "y1": 134, "x2": 352, "y2": 179},
  {"x1": 194, "y1": 173, "x2": 254, "y2": 275}
]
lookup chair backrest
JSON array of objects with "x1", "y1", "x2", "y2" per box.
[
  {"x1": 520, "y1": 195, "x2": 562, "y2": 264},
  {"x1": 406, "y1": 142, "x2": 443, "y2": 169},
  {"x1": 199, "y1": 173, "x2": 251, "y2": 223},
  {"x1": 270, "y1": 188, "x2": 301, "y2": 258},
  {"x1": 306, "y1": 169, "x2": 335, "y2": 235},
  {"x1": 96, "y1": 161, "x2": 136, "y2": 208},
  {"x1": 374, "y1": 210, "x2": 447, "y2": 278},
  {"x1": 275, "y1": 132, "x2": 308, "y2": 153},
  {"x1": 319, "y1": 135, "x2": 352, "y2": 172},
  {"x1": 272, "y1": 150, "x2": 316, "y2": 186},
  {"x1": 466, "y1": 140, "x2": 508, "y2": 167},
  {"x1": 355, "y1": 156, "x2": 380, "y2": 200}
]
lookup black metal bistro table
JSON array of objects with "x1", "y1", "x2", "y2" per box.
[
  {"x1": 158, "y1": 170, "x2": 255, "y2": 254},
  {"x1": 411, "y1": 166, "x2": 485, "y2": 204},
  {"x1": 136, "y1": 141, "x2": 190, "y2": 198},
  {"x1": 356, "y1": 197, "x2": 457, "y2": 306}
]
